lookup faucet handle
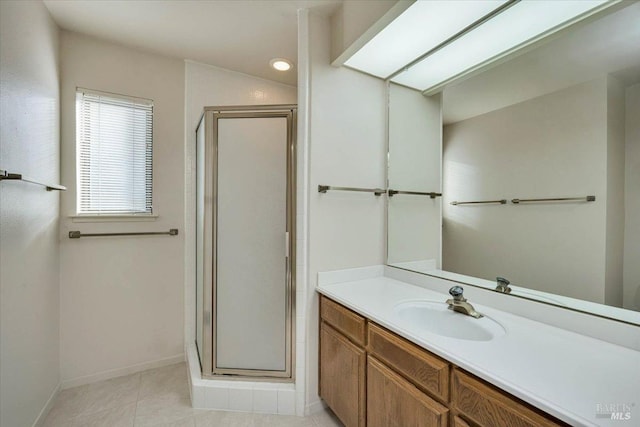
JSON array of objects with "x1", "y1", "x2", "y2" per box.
[
  {"x1": 497, "y1": 277, "x2": 510, "y2": 285},
  {"x1": 449, "y1": 286, "x2": 464, "y2": 300}
]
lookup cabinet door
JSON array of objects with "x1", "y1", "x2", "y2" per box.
[
  {"x1": 320, "y1": 321, "x2": 366, "y2": 427},
  {"x1": 367, "y1": 356, "x2": 448, "y2": 427}
]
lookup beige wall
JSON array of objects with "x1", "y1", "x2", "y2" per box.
[
  {"x1": 58, "y1": 31, "x2": 186, "y2": 385},
  {"x1": 303, "y1": 11, "x2": 387, "y2": 411},
  {"x1": 0, "y1": 1, "x2": 61, "y2": 426},
  {"x1": 443, "y1": 79, "x2": 610, "y2": 303},
  {"x1": 624, "y1": 83, "x2": 640, "y2": 311}
]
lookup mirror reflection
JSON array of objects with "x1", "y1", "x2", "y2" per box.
[{"x1": 387, "y1": 3, "x2": 640, "y2": 323}]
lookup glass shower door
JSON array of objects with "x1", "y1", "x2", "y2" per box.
[
  {"x1": 215, "y1": 115, "x2": 289, "y2": 374},
  {"x1": 195, "y1": 106, "x2": 295, "y2": 379}
]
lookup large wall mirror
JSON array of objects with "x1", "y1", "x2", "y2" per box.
[{"x1": 387, "y1": 2, "x2": 640, "y2": 325}]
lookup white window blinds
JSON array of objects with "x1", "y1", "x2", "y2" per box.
[{"x1": 76, "y1": 89, "x2": 153, "y2": 215}]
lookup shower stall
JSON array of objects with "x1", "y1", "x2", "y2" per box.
[{"x1": 195, "y1": 105, "x2": 296, "y2": 379}]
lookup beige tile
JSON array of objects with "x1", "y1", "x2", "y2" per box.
[
  {"x1": 140, "y1": 415, "x2": 196, "y2": 427},
  {"x1": 43, "y1": 373, "x2": 140, "y2": 425},
  {"x1": 73, "y1": 403, "x2": 136, "y2": 427},
  {"x1": 43, "y1": 403, "x2": 136, "y2": 427},
  {"x1": 195, "y1": 411, "x2": 316, "y2": 427},
  {"x1": 42, "y1": 406, "x2": 70, "y2": 427},
  {"x1": 139, "y1": 362, "x2": 189, "y2": 400},
  {"x1": 194, "y1": 410, "x2": 257, "y2": 427},
  {"x1": 310, "y1": 409, "x2": 343, "y2": 427},
  {"x1": 134, "y1": 391, "x2": 200, "y2": 427},
  {"x1": 254, "y1": 413, "x2": 315, "y2": 427}
]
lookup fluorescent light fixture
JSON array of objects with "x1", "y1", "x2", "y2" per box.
[
  {"x1": 345, "y1": 1, "x2": 508, "y2": 79},
  {"x1": 270, "y1": 58, "x2": 292, "y2": 71},
  {"x1": 392, "y1": 0, "x2": 611, "y2": 92}
]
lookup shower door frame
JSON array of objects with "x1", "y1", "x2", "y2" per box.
[{"x1": 200, "y1": 105, "x2": 296, "y2": 379}]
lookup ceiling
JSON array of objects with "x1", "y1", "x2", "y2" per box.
[
  {"x1": 442, "y1": 2, "x2": 640, "y2": 124},
  {"x1": 44, "y1": 1, "x2": 640, "y2": 113},
  {"x1": 43, "y1": 0, "x2": 341, "y2": 86}
]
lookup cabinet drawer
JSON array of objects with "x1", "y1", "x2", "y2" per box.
[
  {"x1": 368, "y1": 323, "x2": 449, "y2": 403},
  {"x1": 452, "y1": 368, "x2": 566, "y2": 427},
  {"x1": 368, "y1": 356, "x2": 448, "y2": 427},
  {"x1": 320, "y1": 322, "x2": 366, "y2": 427},
  {"x1": 320, "y1": 295, "x2": 366, "y2": 346}
]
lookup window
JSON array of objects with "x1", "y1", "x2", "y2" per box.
[{"x1": 76, "y1": 89, "x2": 153, "y2": 215}]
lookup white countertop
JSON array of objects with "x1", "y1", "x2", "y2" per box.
[{"x1": 317, "y1": 271, "x2": 640, "y2": 427}]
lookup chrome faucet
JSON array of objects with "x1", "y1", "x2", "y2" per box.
[
  {"x1": 495, "y1": 277, "x2": 511, "y2": 293},
  {"x1": 446, "y1": 286, "x2": 483, "y2": 319}
]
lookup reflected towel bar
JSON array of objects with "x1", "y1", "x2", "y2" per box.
[
  {"x1": 69, "y1": 229, "x2": 179, "y2": 239},
  {"x1": 451, "y1": 199, "x2": 507, "y2": 206},
  {"x1": 318, "y1": 185, "x2": 386, "y2": 196},
  {"x1": 0, "y1": 169, "x2": 66, "y2": 191},
  {"x1": 388, "y1": 190, "x2": 442, "y2": 198},
  {"x1": 512, "y1": 196, "x2": 595, "y2": 204},
  {"x1": 451, "y1": 196, "x2": 595, "y2": 205}
]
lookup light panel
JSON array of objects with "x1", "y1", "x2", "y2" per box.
[
  {"x1": 392, "y1": 0, "x2": 610, "y2": 92},
  {"x1": 344, "y1": 0, "x2": 508, "y2": 79}
]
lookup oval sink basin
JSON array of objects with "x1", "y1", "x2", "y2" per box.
[{"x1": 393, "y1": 300, "x2": 506, "y2": 342}]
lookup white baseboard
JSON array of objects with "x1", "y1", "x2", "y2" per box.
[
  {"x1": 32, "y1": 383, "x2": 60, "y2": 427},
  {"x1": 61, "y1": 353, "x2": 185, "y2": 389}
]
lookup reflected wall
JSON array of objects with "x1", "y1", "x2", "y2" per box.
[{"x1": 387, "y1": 83, "x2": 442, "y2": 270}]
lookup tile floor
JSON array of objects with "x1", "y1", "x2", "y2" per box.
[{"x1": 42, "y1": 363, "x2": 343, "y2": 427}]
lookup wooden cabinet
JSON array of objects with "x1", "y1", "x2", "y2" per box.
[
  {"x1": 319, "y1": 322, "x2": 366, "y2": 427},
  {"x1": 451, "y1": 368, "x2": 564, "y2": 427},
  {"x1": 368, "y1": 323, "x2": 449, "y2": 404},
  {"x1": 367, "y1": 356, "x2": 448, "y2": 427},
  {"x1": 319, "y1": 296, "x2": 566, "y2": 427},
  {"x1": 452, "y1": 416, "x2": 472, "y2": 427},
  {"x1": 320, "y1": 295, "x2": 366, "y2": 346}
]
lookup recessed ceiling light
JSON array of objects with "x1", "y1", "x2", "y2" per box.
[{"x1": 270, "y1": 58, "x2": 292, "y2": 71}]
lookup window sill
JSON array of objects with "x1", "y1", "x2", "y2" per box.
[{"x1": 70, "y1": 214, "x2": 159, "y2": 223}]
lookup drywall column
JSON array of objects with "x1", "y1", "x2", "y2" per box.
[
  {"x1": 301, "y1": 11, "x2": 387, "y2": 414},
  {"x1": 0, "y1": 2, "x2": 61, "y2": 426}
]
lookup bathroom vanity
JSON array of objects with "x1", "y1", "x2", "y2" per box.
[
  {"x1": 320, "y1": 295, "x2": 564, "y2": 427},
  {"x1": 317, "y1": 267, "x2": 640, "y2": 427}
]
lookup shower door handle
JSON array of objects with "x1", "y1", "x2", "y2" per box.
[{"x1": 285, "y1": 232, "x2": 289, "y2": 258}]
